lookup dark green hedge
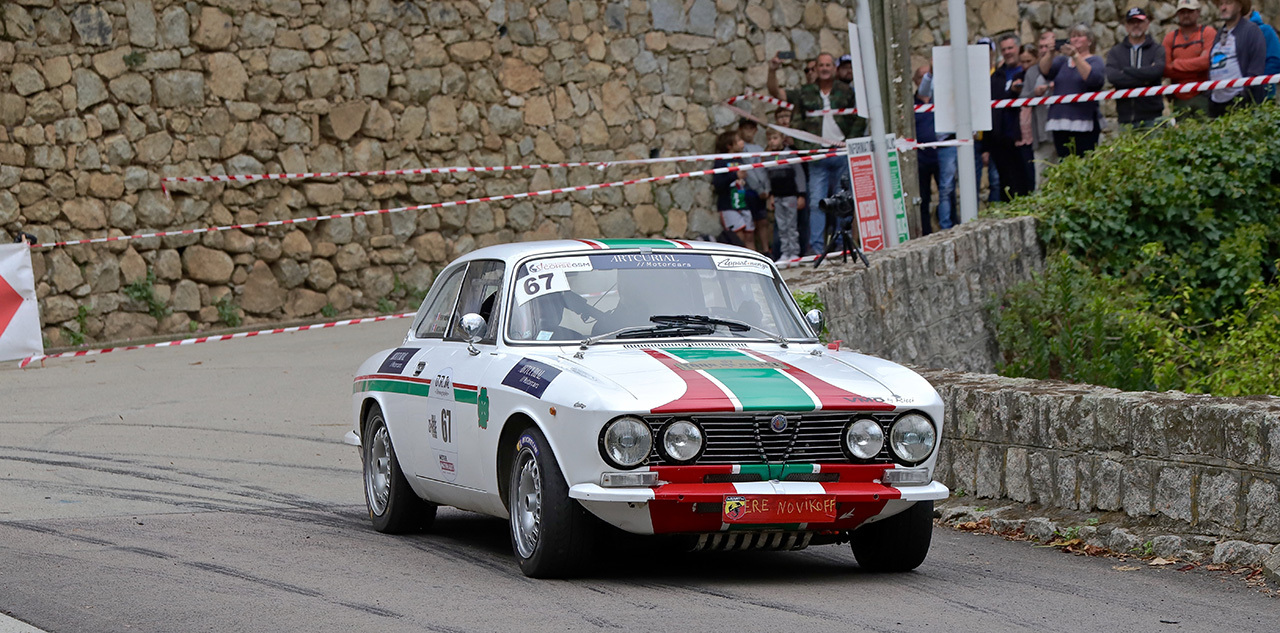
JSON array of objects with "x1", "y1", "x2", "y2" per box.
[{"x1": 990, "y1": 103, "x2": 1280, "y2": 396}]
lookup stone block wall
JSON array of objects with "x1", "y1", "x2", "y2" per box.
[
  {"x1": 786, "y1": 216, "x2": 1043, "y2": 374},
  {"x1": 0, "y1": 0, "x2": 858, "y2": 346},
  {"x1": 924, "y1": 369, "x2": 1280, "y2": 542}
]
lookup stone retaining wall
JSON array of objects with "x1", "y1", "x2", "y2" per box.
[
  {"x1": 0, "y1": 0, "x2": 860, "y2": 346},
  {"x1": 785, "y1": 216, "x2": 1043, "y2": 374},
  {"x1": 924, "y1": 369, "x2": 1280, "y2": 542}
]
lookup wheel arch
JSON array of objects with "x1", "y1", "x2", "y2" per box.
[
  {"x1": 358, "y1": 394, "x2": 387, "y2": 438},
  {"x1": 496, "y1": 411, "x2": 569, "y2": 513}
]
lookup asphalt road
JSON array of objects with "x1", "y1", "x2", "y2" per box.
[{"x1": 1, "y1": 320, "x2": 1276, "y2": 633}]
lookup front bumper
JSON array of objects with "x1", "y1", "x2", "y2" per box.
[{"x1": 568, "y1": 463, "x2": 948, "y2": 535}]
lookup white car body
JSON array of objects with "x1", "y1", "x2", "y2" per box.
[{"x1": 347, "y1": 239, "x2": 948, "y2": 567}]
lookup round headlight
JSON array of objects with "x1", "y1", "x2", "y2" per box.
[
  {"x1": 889, "y1": 413, "x2": 936, "y2": 464},
  {"x1": 844, "y1": 418, "x2": 885, "y2": 460},
  {"x1": 660, "y1": 420, "x2": 704, "y2": 463},
  {"x1": 600, "y1": 417, "x2": 652, "y2": 469}
]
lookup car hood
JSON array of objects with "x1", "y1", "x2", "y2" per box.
[{"x1": 530, "y1": 343, "x2": 937, "y2": 414}]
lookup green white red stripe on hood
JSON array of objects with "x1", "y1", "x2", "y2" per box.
[{"x1": 643, "y1": 348, "x2": 896, "y2": 413}]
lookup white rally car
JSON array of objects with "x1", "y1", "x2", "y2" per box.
[{"x1": 347, "y1": 238, "x2": 948, "y2": 577}]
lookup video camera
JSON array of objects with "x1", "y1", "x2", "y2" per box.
[{"x1": 814, "y1": 191, "x2": 870, "y2": 270}]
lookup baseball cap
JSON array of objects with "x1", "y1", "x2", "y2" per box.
[
  {"x1": 975, "y1": 36, "x2": 994, "y2": 50},
  {"x1": 838, "y1": 54, "x2": 852, "y2": 65},
  {"x1": 1175, "y1": 0, "x2": 1201, "y2": 10},
  {"x1": 1125, "y1": 7, "x2": 1148, "y2": 21}
]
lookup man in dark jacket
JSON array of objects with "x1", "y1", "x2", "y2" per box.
[
  {"x1": 1106, "y1": 8, "x2": 1167, "y2": 126},
  {"x1": 1209, "y1": 0, "x2": 1268, "y2": 116},
  {"x1": 987, "y1": 34, "x2": 1031, "y2": 198}
]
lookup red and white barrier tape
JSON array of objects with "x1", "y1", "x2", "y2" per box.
[
  {"x1": 731, "y1": 73, "x2": 1280, "y2": 115},
  {"x1": 38, "y1": 151, "x2": 844, "y2": 250},
  {"x1": 158, "y1": 148, "x2": 833, "y2": 194},
  {"x1": 19, "y1": 312, "x2": 415, "y2": 368}
]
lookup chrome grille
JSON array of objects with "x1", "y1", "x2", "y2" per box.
[{"x1": 644, "y1": 411, "x2": 896, "y2": 465}]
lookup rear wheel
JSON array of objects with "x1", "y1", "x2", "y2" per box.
[
  {"x1": 363, "y1": 404, "x2": 436, "y2": 533},
  {"x1": 850, "y1": 500, "x2": 934, "y2": 572},
  {"x1": 508, "y1": 427, "x2": 599, "y2": 578}
]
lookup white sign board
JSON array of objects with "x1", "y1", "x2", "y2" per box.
[
  {"x1": 0, "y1": 243, "x2": 44, "y2": 362},
  {"x1": 847, "y1": 23, "x2": 868, "y2": 119},
  {"x1": 931, "y1": 44, "x2": 993, "y2": 134}
]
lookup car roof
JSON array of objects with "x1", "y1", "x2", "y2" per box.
[{"x1": 450, "y1": 238, "x2": 766, "y2": 266}]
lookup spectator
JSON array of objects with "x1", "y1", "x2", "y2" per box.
[
  {"x1": 774, "y1": 108, "x2": 794, "y2": 130},
  {"x1": 988, "y1": 34, "x2": 1031, "y2": 199},
  {"x1": 1014, "y1": 44, "x2": 1041, "y2": 190},
  {"x1": 1209, "y1": 0, "x2": 1268, "y2": 116},
  {"x1": 767, "y1": 52, "x2": 865, "y2": 255},
  {"x1": 974, "y1": 36, "x2": 1001, "y2": 202},
  {"x1": 1040, "y1": 24, "x2": 1105, "y2": 157},
  {"x1": 763, "y1": 129, "x2": 806, "y2": 262},
  {"x1": 712, "y1": 130, "x2": 754, "y2": 247},
  {"x1": 737, "y1": 120, "x2": 772, "y2": 256},
  {"x1": 914, "y1": 65, "x2": 958, "y2": 232},
  {"x1": 1249, "y1": 10, "x2": 1280, "y2": 99},
  {"x1": 1164, "y1": 0, "x2": 1217, "y2": 118},
  {"x1": 773, "y1": 109, "x2": 810, "y2": 253},
  {"x1": 1020, "y1": 32, "x2": 1058, "y2": 186},
  {"x1": 766, "y1": 58, "x2": 819, "y2": 101},
  {"x1": 1105, "y1": 8, "x2": 1167, "y2": 128},
  {"x1": 837, "y1": 54, "x2": 854, "y2": 87}
]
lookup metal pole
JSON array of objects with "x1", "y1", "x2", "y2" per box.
[
  {"x1": 854, "y1": 2, "x2": 900, "y2": 246},
  {"x1": 947, "y1": 0, "x2": 978, "y2": 223}
]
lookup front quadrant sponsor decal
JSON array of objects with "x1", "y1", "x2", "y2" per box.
[
  {"x1": 377, "y1": 347, "x2": 420, "y2": 374},
  {"x1": 589, "y1": 252, "x2": 712, "y2": 271},
  {"x1": 477, "y1": 387, "x2": 490, "y2": 429},
  {"x1": 721, "y1": 494, "x2": 837, "y2": 524},
  {"x1": 428, "y1": 369, "x2": 455, "y2": 402},
  {"x1": 501, "y1": 358, "x2": 562, "y2": 399},
  {"x1": 711, "y1": 255, "x2": 773, "y2": 276}
]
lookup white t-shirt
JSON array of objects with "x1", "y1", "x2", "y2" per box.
[
  {"x1": 1209, "y1": 29, "x2": 1244, "y2": 103},
  {"x1": 819, "y1": 91, "x2": 841, "y2": 142}
]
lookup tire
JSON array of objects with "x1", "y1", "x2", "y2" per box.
[
  {"x1": 362, "y1": 404, "x2": 437, "y2": 534},
  {"x1": 850, "y1": 500, "x2": 934, "y2": 572},
  {"x1": 507, "y1": 427, "x2": 600, "y2": 578}
]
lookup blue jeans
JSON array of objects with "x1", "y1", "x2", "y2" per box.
[
  {"x1": 936, "y1": 145, "x2": 957, "y2": 230},
  {"x1": 807, "y1": 155, "x2": 847, "y2": 254}
]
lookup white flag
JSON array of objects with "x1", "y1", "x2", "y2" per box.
[{"x1": 0, "y1": 243, "x2": 44, "y2": 362}]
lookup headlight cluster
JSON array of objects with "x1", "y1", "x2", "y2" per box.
[
  {"x1": 842, "y1": 412, "x2": 937, "y2": 464},
  {"x1": 599, "y1": 417, "x2": 706, "y2": 468}
]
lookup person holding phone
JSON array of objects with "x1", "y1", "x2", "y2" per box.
[{"x1": 1039, "y1": 24, "x2": 1105, "y2": 157}]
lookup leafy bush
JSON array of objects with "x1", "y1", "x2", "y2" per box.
[
  {"x1": 996, "y1": 103, "x2": 1280, "y2": 323},
  {"x1": 991, "y1": 104, "x2": 1280, "y2": 396}
]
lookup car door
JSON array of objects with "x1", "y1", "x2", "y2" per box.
[
  {"x1": 428, "y1": 259, "x2": 505, "y2": 493},
  {"x1": 380, "y1": 263, "x2": 466, "y2": 491}
]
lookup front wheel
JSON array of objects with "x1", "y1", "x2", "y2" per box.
[
  {"x1": 362, "y1": 404, "x2": 437, "y2": 534},
  {"x1": 850, "y1": 500, "x2": 934, "y2": 572},
  {"x1": 508, "y1": 427, "x2": 599, "y2": 578}
]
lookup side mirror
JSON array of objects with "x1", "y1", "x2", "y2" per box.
[
  {"x1": 460, "y1": 313, "x2": 486, "y2": 355},
  {"x1": 805, "y1": 309, "x2": 824, "y2": 336}
]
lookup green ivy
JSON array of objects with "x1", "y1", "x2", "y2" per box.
[
  {"x1": 213, "y1": 295, "x2": 242, "y2": 328},
  {"x1": 122, "y1": 270, "x2": 170, "y2": 320}
]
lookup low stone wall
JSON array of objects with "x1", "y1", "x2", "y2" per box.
[
  {"x1": 923, "y1": 369, "x2": 1280, "y2": 543},
  {"x1": 786, "y1": 216, "x2": 1043, "y2": 374}
]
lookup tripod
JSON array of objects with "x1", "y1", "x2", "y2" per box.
[{"x1": 813, "y1": 214, "x2": 870, "y2": 269}]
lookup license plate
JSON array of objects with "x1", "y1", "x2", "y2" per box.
[{"x1": 721, "y1": 494, "x2": 837, "y2": 524}]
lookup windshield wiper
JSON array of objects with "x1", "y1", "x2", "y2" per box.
[
  {"x1": 649, "y1": 314, "x2": 789, "y2": 348},
  {"x1": 576, "y1": 323, "x2": 716, "y2": 355}
]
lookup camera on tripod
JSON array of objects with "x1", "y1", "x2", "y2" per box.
[
  {"x1": 813, "y1": 190, "x2": 870, "y2": 270},
  {"x1": 817, "y1": 190, "x2": 857, "y2": 219}
]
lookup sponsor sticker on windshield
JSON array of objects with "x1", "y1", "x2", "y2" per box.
[
  {"x1": 712, "y1": 256, "x2": 772, "y2": 276},
  {"x1": 589, "y1": 253, "x2": 712, "y2": 270},
  {"x1": 516, "y1": 257, "x2": 593, "y2": 305}
]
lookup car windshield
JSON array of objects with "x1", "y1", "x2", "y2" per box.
[{"x1": 506, "y1": 251, "x2": 812, "y2": 343}]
